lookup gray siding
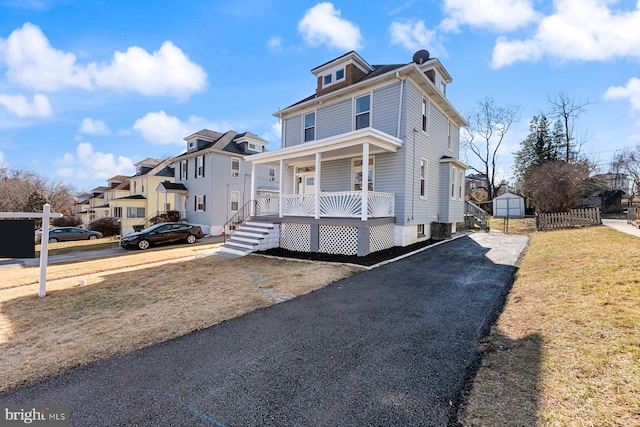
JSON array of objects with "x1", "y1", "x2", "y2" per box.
[
  {"x1": 317, "y1": 99, "x2": 352, "y2": 140},
  {"x1": 320, "y1": 158, "x2": 351, "y2": 192},
  {"x1": 284, "y1": 115, "x2": 302, "y2": 148},
  {"x1": 372, "y1": 82, "x2": 401, "y2": 137},
  {"x1": 177, "y1": 153, "x2": 275, "y2": 234}
]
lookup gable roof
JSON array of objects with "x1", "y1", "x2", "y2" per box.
[
  {"x1": 173, "y1": 129, "x2": 268, "y2": 160},
  {"x1": 276, "y1": 51, "x2": 466, "y2": 127}
]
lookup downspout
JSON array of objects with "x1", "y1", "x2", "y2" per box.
[{"x1": 395, "y1": 72, "x2": 404, "y2": 139}]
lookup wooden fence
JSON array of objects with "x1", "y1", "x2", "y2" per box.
[{"x1": 537, "y1": 208, "x2": 602, "y2": 231}]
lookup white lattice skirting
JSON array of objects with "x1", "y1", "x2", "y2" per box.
[
  {"x1": 319, "y1": 225, "x2": 358, "y2": 255},
  {"x1": 369, "y1": 223, "x2": 395, "y2": 253},
  {"x1": 280, "y1": 223, "x2": 311, "y2": 252}
]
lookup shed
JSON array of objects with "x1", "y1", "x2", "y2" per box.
[{"x1": 493, "y1": 192, "x2": 525, "y2": 218}]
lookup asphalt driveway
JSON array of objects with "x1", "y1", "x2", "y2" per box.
[{"x1": 0, "y1": 232, "x2": 529, "y2": 426}]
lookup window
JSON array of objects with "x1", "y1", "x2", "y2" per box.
[
  {"x1": 113, "y1": 206, "x2": 123, "y2": 218},
  {"x1": 355, "y1": 94, "x2": 370, "y2": 130},
  {"x1": 196, "y1": 155, "x2": 205, "y2": 178},
  {"x1": 448, "y1": 121, "x2": 453, "y2": 150},
  {"x1": 133, "y1": 181, "x2": 137, "y2": 193},
  {"x1": 268, "y1": 166, "x2": 276, "y2": 182},
  {"x1": 336, "y1": 68, "x2": 344, "y2": 81},
  {"x1": 422, "y1": 99, "x2": 429, "y2": 133},
  {"x1": 420, "y1": 159, "x2": 427, "y2": 199},
  {"x1": 126, "y1": 207, "x2": 145, "y2": 218},
  {"x1": 230, "y1": 191, "x2": 239, "y2": 212},
  {"x1": 323, "y1": 74, "x2": 332, "y2": 85},
  {"x1": 451, "y1": 169, "x2": 457, "y2": 200},
  {"x1": 180, "y1": 160, "x2": 188, "y2": 180},
  {"x1": 458, "y1": 170, "x2": 464, "y2": 200},
  {"x1": 231, "y1": 158, "x2": 240, "y2": 178},
  {"x1": 304, "y1": 112, "x2": 315, "y2": 142},
  {"x1": 188, "y1": 141, "x2": 196, "y2": 150},
  {"x1": 195, "y1": 195, "x2": 206, "y2": 212},
  {"x1": 352, "y1": 157, "x2": 374, "y2": 191},
  {"x1": 141, "y1": 179, "x2": 145, "y2": 193},
  {"x1": 248, "y1": 143, "x2": 261, "y2": 152},
  {"x1": 417, "y1": 224, "x2": 425, "y2": 238}
]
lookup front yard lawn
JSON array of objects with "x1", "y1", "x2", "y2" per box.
[{"x1": 461, "y1": 226, "x2": 640, "y2": 426}]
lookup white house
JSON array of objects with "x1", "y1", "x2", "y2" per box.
[
  {"x1": 227, "y1": 50, "x2": 467, "y2": 256},
  {"x1": 171, "y1": 129, "x2": 278, "y2": 235}
]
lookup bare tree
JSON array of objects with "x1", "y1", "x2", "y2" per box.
[
  {"x1": 0, "y1": 167, "x2": 78, "y2": 214},
  {"x1": 547, "y1": 92, "x2": 591, "y2": 163},
  {"x1": 526, "y1": 161, "x2": 591, "y2": 213},
  {"x1": 463, "y1": 97, "x2": 522, "y2": 200},
  {"x1": 612, "y1": 148, "x2": 640, "y2": 206}
]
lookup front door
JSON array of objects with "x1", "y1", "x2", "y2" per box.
[{"x1": 295, "y1": 166, "x2": 316, "y2": 195}]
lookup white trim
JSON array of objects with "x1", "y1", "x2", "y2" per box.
[
  {"x1": 419, "y1": 158, "x2": 428, "y2": 200},
  {"x1": 303, "y1": 110, "x2": 316, "y2": 142},
  {"x1": 231, "y1": 157, "x2": 240, "y2": 178}
]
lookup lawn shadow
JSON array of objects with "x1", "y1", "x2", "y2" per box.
[{"x1": 457, "y1": 331, "x2": 542, "y2": 426}]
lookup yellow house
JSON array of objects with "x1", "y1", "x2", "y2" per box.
[{"x1": 109, "y1": 158, "x2": 180, "y2": 234}]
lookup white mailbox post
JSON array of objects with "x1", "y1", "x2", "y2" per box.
[{"x1": 0, "y1": 204, "x2": 62, "y2": 297}]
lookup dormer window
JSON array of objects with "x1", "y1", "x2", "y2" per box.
[
  {"x1": 322, "y1": 68, "x2": 345, "y2": 88},
  {"x1": 188, "y1": 141, "x2": 196, "y2": 150},
  {"x1": 248, "y1": 143, "x2": 262, "y2": 152}
]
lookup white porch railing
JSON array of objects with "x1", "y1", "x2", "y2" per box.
[{"x1": 256, "y1": 191, "x2": 394, "y2": 219}]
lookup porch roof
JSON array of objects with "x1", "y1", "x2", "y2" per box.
[{"x1": 246, "y1": 127, "x2": 402, "y2": 167}]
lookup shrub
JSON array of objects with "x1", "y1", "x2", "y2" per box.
[
  {"x1": 88, "y1": 217, "x2": 121, "y2": 237},
  {"x1": 150, "y1": 210, "x2": 182, "y2": 225},
  {"x1": 52, "y1": 215, "x2": 83, "y2": 227}
]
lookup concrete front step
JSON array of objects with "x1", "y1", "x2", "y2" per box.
[{"x1": 219, "y1": 220, "x2": 277, "y2": 257}]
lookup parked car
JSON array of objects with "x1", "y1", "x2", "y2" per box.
[
  {"x1": 37, "y1": 227, "x2": 103, "y2": 243},
  {"x1": 119, "y1": 222, "x2": 204, "y2": 250}
]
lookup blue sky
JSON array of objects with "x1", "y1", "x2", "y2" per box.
[{"x1": 1, "y1": 0, "x2": 639, "y2": 191}]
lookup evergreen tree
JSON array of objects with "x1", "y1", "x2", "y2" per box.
[{"x1": 513, "y1": 115, "x2": 563, "y2": 189}]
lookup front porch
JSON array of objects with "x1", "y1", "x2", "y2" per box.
[
  {"x1": 254, "y1": 191, "x2": 395, "y2": 219},
  {"x1": 244, "y1": 128, "x2": 402, "y2": 256}
]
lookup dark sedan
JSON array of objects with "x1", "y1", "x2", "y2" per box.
[
  {"x1": 120, "y1": 222, "x2": 204, "y2": 250},
  {"x1": 37, "y1": 227, "x2": 103, "y2": 243}
]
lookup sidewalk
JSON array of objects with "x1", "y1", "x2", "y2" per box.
[{"x1": 602, "y1": 218, "x2": 640, "y2": 237}]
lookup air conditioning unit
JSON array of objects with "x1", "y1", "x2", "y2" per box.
[{"x1": 431, "y1": 222, "x2": 452, "y2": 240}]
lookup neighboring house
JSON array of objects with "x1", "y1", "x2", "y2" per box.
[
  {"x1": 171, "y1": 129, "x2": 278, "y2": 235},
  {"x1": 108, "y1": 158, "x2": 179, "y2": 234},
  {"x1": 86, "y1": 186, "x2": 109, "y2": 223},
  {"x1": 243, "y1": 50, "x2": 467, "y2": 256},
  {"x1": 72, "y1": 192, "x2": 92, "y2": 225},
  {"x1": 592, "y1": 172, "x2": 630, "y2": 195}
]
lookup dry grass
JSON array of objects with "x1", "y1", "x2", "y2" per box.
[
  {"x1": 0, "y1": 254, "x2": 362, "y2": 392},
  {"x1": 0, "y1": 243, "x2": 223, "y2": 290},
  {"x1": 489, "y1": 216, "x2": 538, "y2": 235},
  {"x1": 461, "y1": 226, "x2": 640, "y2": 426}
]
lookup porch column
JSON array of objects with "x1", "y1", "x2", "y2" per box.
[
  {"x1": 315, "y1": 153, "x2": 321, "y2": 220},
  {"x1": 279, "y1": 160, "x2": 284, "y2": 218},
  {"x1": 250, "y1": 163, "x2": 256, "y2": 216},
  {"x1": 361, "y1": 142, "x2": 369, "y2": 221}
]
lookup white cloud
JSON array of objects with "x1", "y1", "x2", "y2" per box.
[
  {"x1": 92, "y1": 41, "x2": 208, "y2": 98},
  {"x1": 261, "y1": 121, "x2": 282, "y2": 145},
  {"x1": 0, "y1": 23, "x2": 207, "y2": 98},
  {"x1": 0, "y1": 23, "x2": 92, "y2": 91},
  {"x1": 54, "y1": 141, "x2": 135, "y2": 180},
  {"x1": 491, "y1": 0, "x2": 640, "y2": 68},
  {"x1": 604, "y1": 77, "x2": 640, "y2": 111},
  {"x1": 267, "y1": 37, "x2": 283, "y2": 52},
  {"x1": 78, "y1": 118, "x2": 110, "y2": 135},
  {"x1": 390, "y1": 21, "x2": 446, "y2": 57},
  {"x1": 132, "y1": 110, "x2": 230, "y2": 145},
  {"x1": 440, "y1": 0, "x2": 540, "y2": 32},
  {"x1": 298, "y1": 3, "x2": 362, "y2": 50},
  {"x1": 0, "y1": 93, "x2": 51, "y2": 118}
]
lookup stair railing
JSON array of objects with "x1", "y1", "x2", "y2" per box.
[{"x1": 222, "y1": 200, "x2": 256, "y2": 243}]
